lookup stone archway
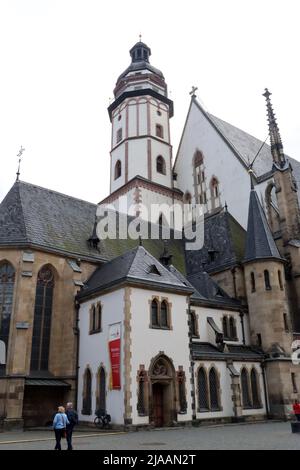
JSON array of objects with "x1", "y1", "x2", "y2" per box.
[{"x1": 149, "y1": 355, "x2": 176, "y2": 427}]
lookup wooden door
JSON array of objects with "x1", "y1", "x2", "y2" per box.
[{"x1": 153, "y1": 383, "x2": 164, "y2": 427}]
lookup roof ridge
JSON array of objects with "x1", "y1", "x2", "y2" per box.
[{"x1": 18, "y1": 180, "x2": 98, "y2": 206}]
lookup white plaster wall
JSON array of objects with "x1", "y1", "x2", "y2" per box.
[
  {"x1": 138, "y1": 101, "x2": 148, "y2": 135},
  {"x1": 175, "y1": 101, "x2": 252, "y2": 229},
  {"x1": 77, "y1": 289, "x2": 125, "y2": 424},
  {"x1": 127, "y1": 138, "x2": 148, "y2": 181},
  {"x1": 193, "y1": 360, "x2": 266, "y2": 420},
  {"x1": 110, "y1": 145, "x2": 125, "y2": 193},
  {"x1": 128, "y1": 101, "x2": 137, "y2": 138},
  {"x1": 151, "y1": 140, "x2": 172, "y2": 188},
  {"x1": 129, "y1": 288, "x2": 192, "y2": 425}
]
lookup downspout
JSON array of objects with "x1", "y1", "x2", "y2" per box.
[
  {"x1": 239, "y1": 311, "x2": 246, "y2": 345},
  {"x1": 261, "y1": 361, "x2": 270, "y2": 418},
  {"x1": 74, "y1": 300, "x2": 80, "y2": 412},
  {"x1": 187, "y1": 298, "x2": 196, "y2": 422}
]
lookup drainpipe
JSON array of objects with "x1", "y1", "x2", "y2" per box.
[
  {"x1": 187, "y1": 299, "x2": 196, "y2": 422},
  {"x1": 261, "y1": 361, "x2": 270, "y2": 418},
  {"x1": 239, "y1": 311, "x2": 246, "y2": 345},
  {"x1": 74, "y1": 301, "x2": 80, "y2": 412}
]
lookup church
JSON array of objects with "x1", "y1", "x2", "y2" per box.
[{"x1": 0, "y1": 40, "x2": 300, "y2": 430}]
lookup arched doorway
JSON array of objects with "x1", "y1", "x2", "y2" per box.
[{"x1": 149, "y1": 355, "x2": 176, "y2": 427}]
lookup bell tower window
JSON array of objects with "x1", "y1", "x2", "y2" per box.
[
  {"x1": 116, "y1": 128, "x2": 123, "y2": 144},
  {"x1": 156, "y1": 156, "x2": 166, "y2": 175},
  {"x1": 156, "y1": 124, "x2": 164, "y2": 139},
  {"x1": 114, "y1": 160, "x2": 122, "y2": 180}
]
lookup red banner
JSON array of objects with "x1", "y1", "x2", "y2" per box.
[{"x1": 108, "y1": 324, "x2": 121, "y2": 389}]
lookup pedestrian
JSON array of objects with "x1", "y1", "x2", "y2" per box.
[
  {"x1": 53, "y1": 406, "x2": 69, "y2": 450},
  {"x1": 65, "y1": 402, "x2": 79, "y2": 450},
  {"x1": 293, "y1": 399, "x2": 300, "y2": 421}
]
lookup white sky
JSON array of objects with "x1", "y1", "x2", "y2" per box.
[{"x1": 0, "y1": 0, "x2": 299, "y2": 203}]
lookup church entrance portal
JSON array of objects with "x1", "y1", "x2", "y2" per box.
[{"x1": 150, "y1": 355, "x2": 176, "y2": 427}]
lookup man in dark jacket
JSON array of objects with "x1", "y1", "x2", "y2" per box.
[{"x1": 65, "y1": 402, "x2": 78, "y2": 450}]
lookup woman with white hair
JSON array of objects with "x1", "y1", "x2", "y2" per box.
[{"x1": 53, "y1": 406, "x2": 70, "y2": 450}]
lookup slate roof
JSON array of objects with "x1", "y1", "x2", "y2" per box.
[
  {"x1": 244, "y1": 188, "x2": 282, "y2": 263},
  {"x1": 0, "y1": 181, "x2": 186, "y2": 272},
  {"x1": 192, "y1": 342, "x2": 264, "y2": 361},
  {"x1": 185, "y1": 208, "x2": 246, "y2": 275},
  {"x1": 77, "y1": 246, "x2": 193, "y2": 299},
  {"x1": 187, "y1": 271, "x2": 241, "y2": 308}
]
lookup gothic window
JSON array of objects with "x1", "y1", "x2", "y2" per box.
[
  {"x1": 197, "y1": 367, "x2": 209, "y2": 411},
  {"x1": 283, "y1": 313, "x2": 289, "y2": 332},
  {"x1": 241, "y1": 368, "x2": 252, "y2": 408},
  {"x1": 178, "y1": 370, "x2": 187, "y2": 413},
  {"x1": 0, "y1": 262, "x2": 15, "y2": 372},
  {"x1": 193, "y1": 150, "x2": 207, "y2": 207},
  {"x1": 183, "y1": 191, "x2": 192, "y2": 205},
  {"x1": 251, "y1": 272, "x2": 256, "y2": 292},
  {"x1": 190, "y1": 311, "x2": 198, "y2": 337},
  {"x1": 229, "y1": 317, "x2": 237, "y2": 340},
  {"x1": 156, "y1": 124, "x2": 164, "y2": 139},
  {"x1": 30, "y1": 265, "x2": 54, "y2": 371},
  {"x1": 114, "y1": 160, "x2": 122, "y2": 180},
  {"x1": 278, "y1": 270, "x2": 284, "y2": 290},
  {"x1": 210, "y1": 177, "x2": 220, "y2": 209},
  {"x1": 82, "y1": 368, "x2": 92, "y2": 415},
  {"x1": 265, "y1": 183, "x2": 280, "y2": 233},
  {"x1": 97, "y1": 367, "x2": 106, "y2": 412},
  {"x1": 116, "y1": 128, "x2": 123, "y2": 143},
  {"x1": 250, "y1": 368, "x2": 261, "y2": 408},
  {"x1": 264, "y1": 270, "x2": 271, "y2": 290},
  {"x1": 291, "y1": 373, "x2": 298, "y2": 393},
  {"x1": 156, "y1": 156, "x2": 166, "y2": 175},
  {"x1": 137, "y1": 369, "x2": 148, "y2": 416},
  {"x1": 160, "y1": 300, "x2": 168, "y2": 328},
  {"x1": 222, "y1": 316, "x2": 229, "y2": 338},
  {"x1": 97, "y1": 304, "x2": 102, "y2": 331},
  {"x1": 151, "y1": 299, "x2": 159, "y2": 327},
  {"x1": 209, "y1": 368, "x2": 220, "y2": 411}
]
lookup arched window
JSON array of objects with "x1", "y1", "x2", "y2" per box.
[
  {"x1": 209, "y1": 368, "x2": 220, "y2": 410},
  {"x1": 265, "y1": 182, "x2": 280, "y2": 233},
  {"x1": 156, "y1": 124, "x2": 164, "y2": 139},
  {"x1": 264, "y1": 270, "x2": 271, "y2": 290},
  {"x1": 278, "y1": 270, "x2": 284, "y2": 290},
  {"x1": 251, "y1": 272, "x2": 256, "y2": 293},
  {"x1": 210, "y1": 177, "x2": 220, "y2": 209},
  {"x1": 193, "y1": 150, "x2": 207, "y2": 206},
  {"x1": 0, "y1": 262, "x2": 15, "y2": 371},
  {"x1": 30, "y1": 265, "x2": 54, "y2": 371},
  {"x1": 97, "y1": 304, "x2": 102, "y2": 331},
  {"x1": 183, "y1": 191, "x2": 192, "y2": 205},
  {"x1": 241, "y1": 368, "x2": 251, "y2": 408},
  {"x1": 229, "y1": 317, "x2": 237, "y2": 340},
  {"x1": 222, "y1": 316, "x2": 229, "y2": 338},
  {"x1": 156, "y1": 156, "x2": 166, "y2": 175},
  {"x1": 250, "y1": 368, "x2": 261, "y2": 408},
  {"x1": 160, "y1": 301, "x2": 168, "y2": 328},
  {"x1": 97, "y1": 367, "x2": 106, "y2": 412},
  {"x1": 114, "y1": 160, "x2": 122, "y2": 180},
  {"x1": 82, "y1": 368, "x2": 92, "y2": 415},
  {"x1": 92, "y1": 305, "x2": 96, "y2": 331},
  {"x1": 151, "y1": 299, "x2": 159, "y2": 327},
  {"x1": 190, "y1": 311, "x2": 198, "y2": 337},
  {"x1": 198, "y1": 367, "x2": 209, "y2": 411}
]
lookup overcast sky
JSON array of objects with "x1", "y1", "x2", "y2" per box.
[{"x1": 0, "y1": 0, "x2": 299, "y2": 203}]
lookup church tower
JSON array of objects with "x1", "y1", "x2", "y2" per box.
[
  {"x1": 243, "y1": 177, "x2": 297, "y2": 417},
  {"x1": 101, "y1": 40, "x2": 182, "y2": 221}
]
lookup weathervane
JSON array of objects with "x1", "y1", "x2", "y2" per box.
[
  {"x1": 16, "y1": 146, "x2": 25, "y2": 181},
  {"x1": 189, "y1": 86, "x2": 198, "y2": 98}
]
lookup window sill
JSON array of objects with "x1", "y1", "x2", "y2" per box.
[
  {"x1": 150, "y1": 325, "x2": 171, "y2": 330},
  {"x1": 89, "y1": 329, "x2": 102, "y2": 335}
]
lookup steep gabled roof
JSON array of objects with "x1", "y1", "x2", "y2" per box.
[
  {"x1": 244, "y1": 188, "x2": 282, "y2": 263},
  {"x1": 77, "y1": 246, "x2": 193, "y2": 299},
  {"x1": 0, "y1": 181, "x2": 186, "y2": 271},
  {"x1": 187, "y1": 271, "x2": 241, "y2": 308}
]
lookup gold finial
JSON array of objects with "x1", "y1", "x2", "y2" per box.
[
  {"x1": 16, "y1": 146, "x2": 25, "y2": 181},
  {"x1": 139, "y1": 33, "x2": 142, "y2": 42}
]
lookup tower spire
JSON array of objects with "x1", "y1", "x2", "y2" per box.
[
  {"x1": 262, "y1": 88, "x2": 287, "y2": 168},
  {"x1": 16, "y1": 146, "x2": 25, "y2": 181}
]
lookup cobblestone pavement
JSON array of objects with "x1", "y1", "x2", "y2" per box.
[{"x1": 0, "y1": 421, "x2": 299, "y2": 450}]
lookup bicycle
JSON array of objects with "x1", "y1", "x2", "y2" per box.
[{"x1": 94, "y1": 409, "x2": 111, "y2": 429}]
